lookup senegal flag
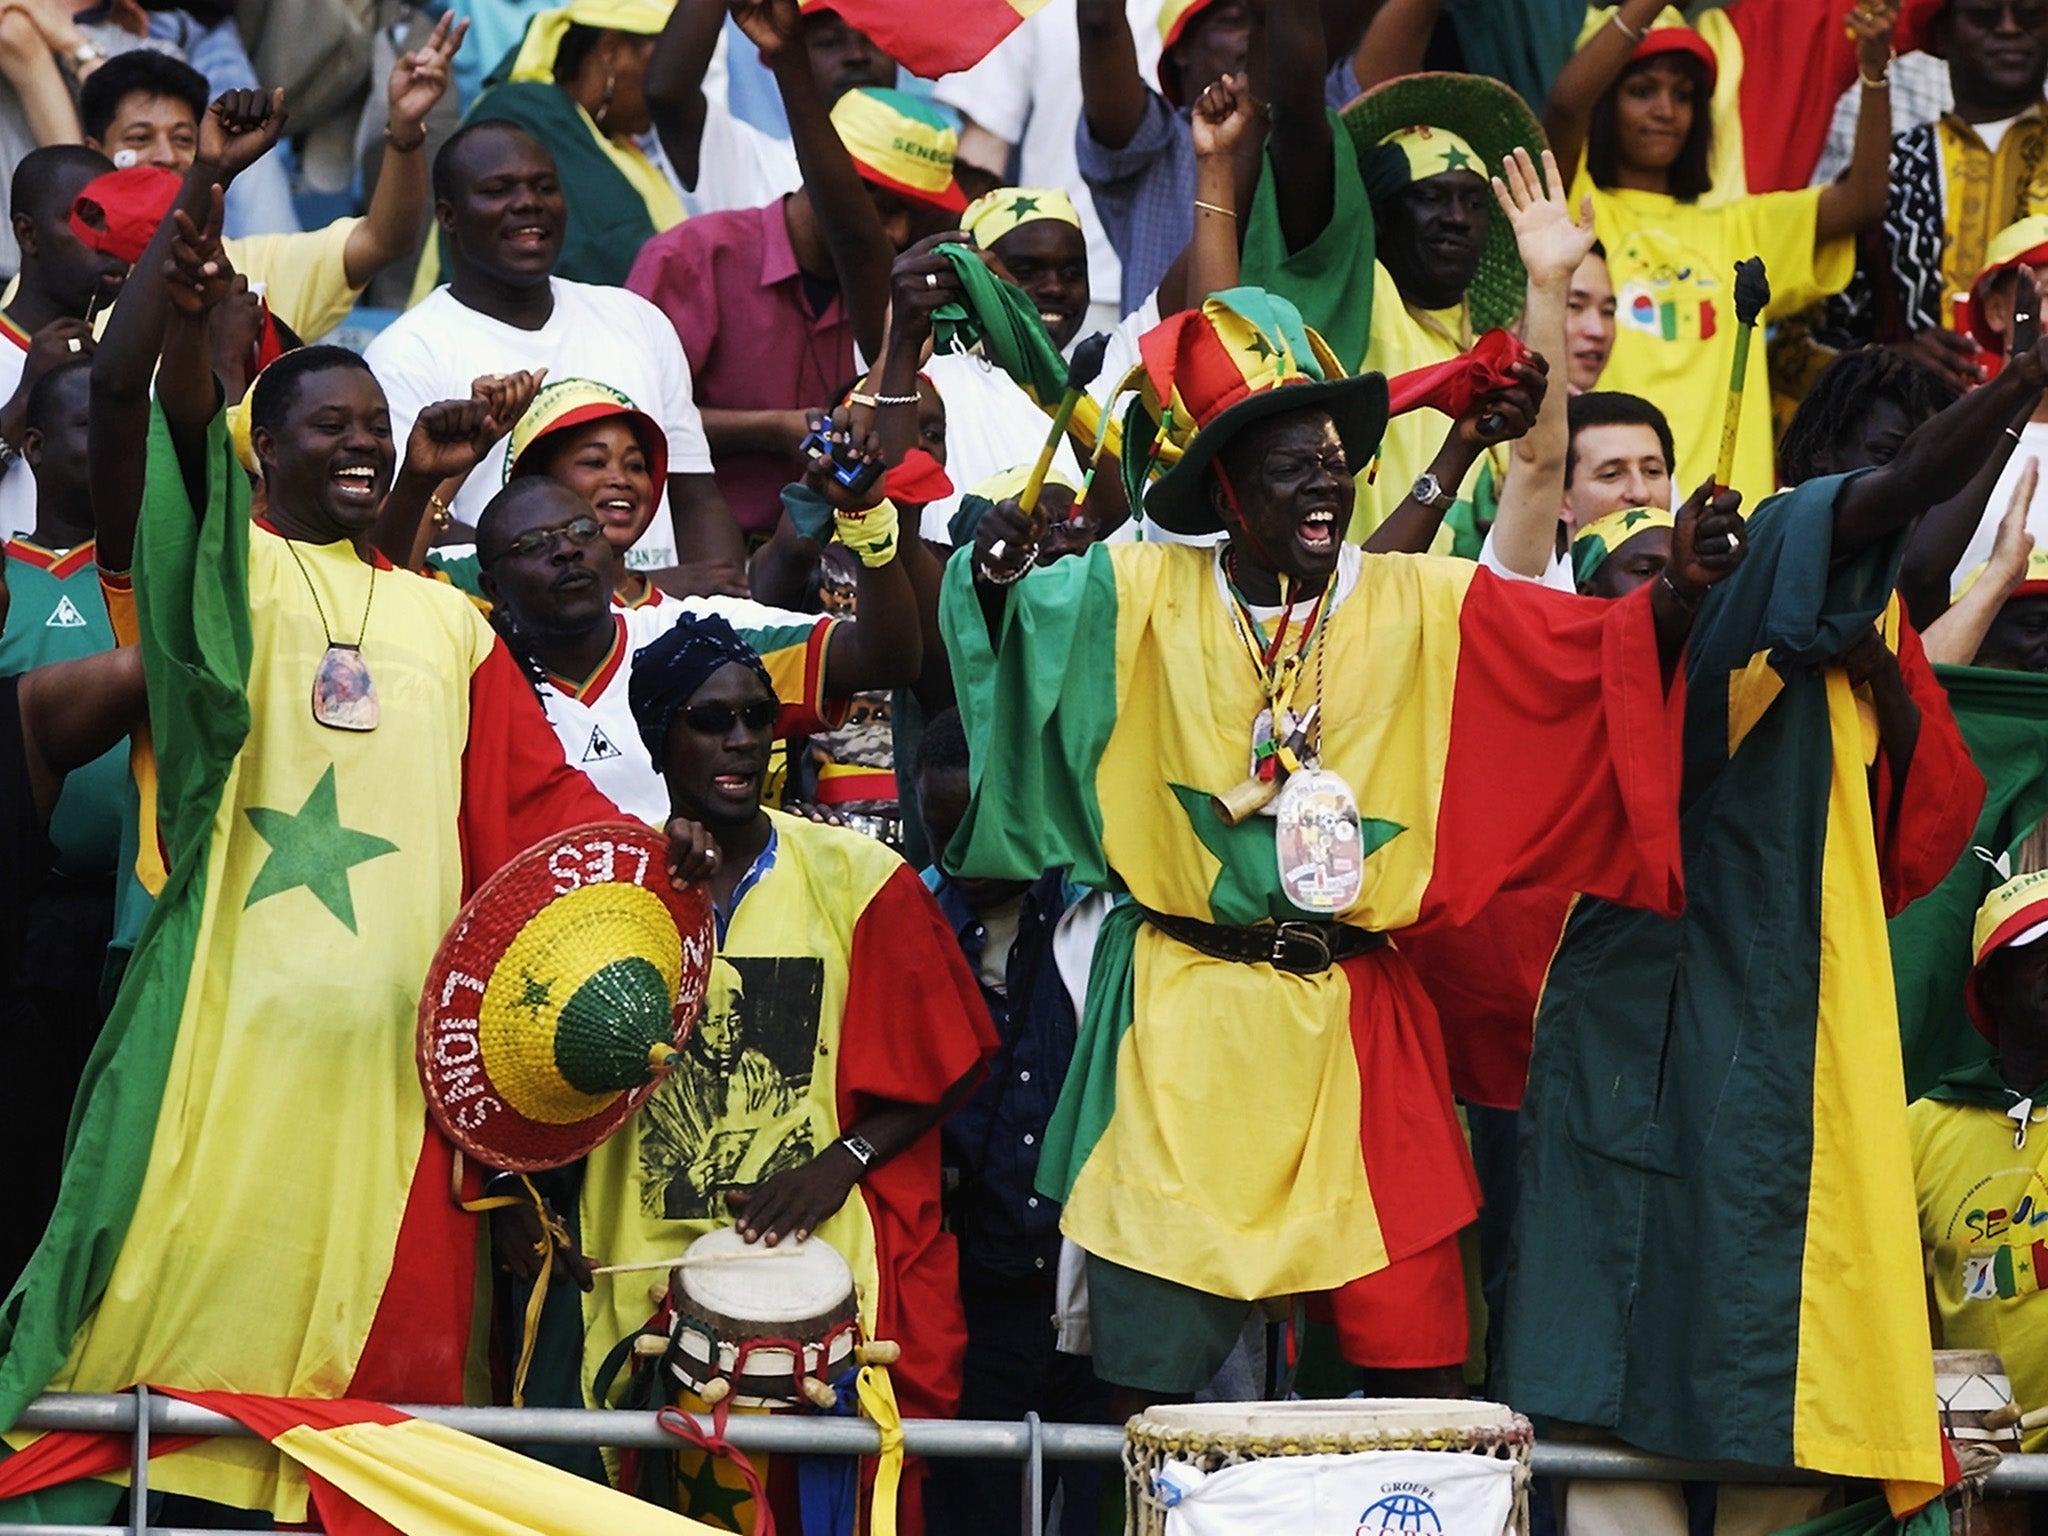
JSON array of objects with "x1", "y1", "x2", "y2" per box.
[
  {"x1": 0, "y1": 407, "x2": 614, "y2": 1521},
  {"x1": 941, "y1": 539, "x2": 1686, "y2": 1301},
  {"x1": 1891, "y1": 664, "x2": 2048, "y2": 1099},
  {"x1": 0, "y1": 1389, "x2": 724, "y2": 1536},
  {"x1": 1502, "y1": 478, "x2": 1981, "y2": 1505}
]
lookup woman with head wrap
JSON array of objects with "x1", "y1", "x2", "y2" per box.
[{"x1": 514, "y1": 606, "x2": 997, "y2": 1536}]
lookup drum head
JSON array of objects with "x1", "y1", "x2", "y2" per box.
[
  {"x1": 675, "y1": 1228, "x2": 856, "y2": 1323},
  {"x1": 1134, "y1": 1398, "x2": 1526, "y2": 1441}
]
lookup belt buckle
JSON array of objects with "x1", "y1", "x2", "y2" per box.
[{"x1": 1269, "y1": 921, "x2": 1333, "y2": 975}]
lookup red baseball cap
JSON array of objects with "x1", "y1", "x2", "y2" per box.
[{"x1": 69, "y1": 165, "x2": 179, "y2": 265}]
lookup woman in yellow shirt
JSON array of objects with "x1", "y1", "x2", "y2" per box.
[{"x1": 1543, "y1": 1, "x2": 1899, "y2": 503}]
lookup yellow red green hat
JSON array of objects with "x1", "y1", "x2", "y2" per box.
[
  {"x1": 417, "y1": 822, "x2": 715, "y2": 1171},
  {"x1": 1340, "y1": 73, "x2": 1545, "y2": 334},
  {"x1": 1956, "y1": 545, "x2": 2048, "y2": 603},
  {"x1": 1572, "y1": 505, "x2": 1675, "y2": 585},
  {"x1": 1155, "y1": 0, "x2": 1226, "y2": 104},
  {"x1": 1970, "y1": 869, "x2": 2048, "y2": 1042},
  {"x1": 962, "y1": 186, "x2": 1081, "y2": 249},
  {"x1": 504, "y1": 377, "x2": 668, "y2": 489},
  {"x1": 830, "y1": 87, "x2": 966, "y2": 213},
  {"x1": 1123, "y1": 286, "x2": 1388, "y2": 537},
  {"x1": 1967, "y1": 215, "x2": 2048, "y2": 351},
  {"x1": 507, "y1": 0, "x2": 668, "y2": 83}
]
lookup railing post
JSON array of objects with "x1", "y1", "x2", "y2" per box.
[
  {"x1": 128, "y1": 1384, "x2": 149, "y2": 1536},
  {"x1": 1021, "y1": 1411, "x2": 1043, "y2": 1536}
]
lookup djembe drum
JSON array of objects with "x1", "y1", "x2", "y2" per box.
[{"x1": 1122, "y1": 1399, "x2": 1533, "y2": 1536}]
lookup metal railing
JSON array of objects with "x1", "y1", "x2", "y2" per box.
[{"x1": 9, "y1": 1390, "x2": 2048, "y2": 1536}]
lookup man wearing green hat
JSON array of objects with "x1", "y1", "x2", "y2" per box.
[
  {"x1": 1253, "y1": 0, "x2": 1547, "y2": 546},
  {"x1": 942, "y1": 285, "x2": 1745, "y2": 1400}
]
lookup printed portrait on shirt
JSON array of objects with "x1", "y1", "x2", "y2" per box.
[{"x1": 638, "y1": 954, "x2": 827, "y2": 1220}]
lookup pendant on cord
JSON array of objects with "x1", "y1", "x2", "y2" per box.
[
  {"x1": 313, "y1": 642, "x2": 380, "y2": 732},
  {"x1": 1275, "y1": 765, "x2": 1363, "y2": 912}
]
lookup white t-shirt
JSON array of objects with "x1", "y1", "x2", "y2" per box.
[
  {"x1": 919, "y1": 347, "x2": 1084, "y2": 542},
  {"x1": 0, "y1": 331, "x2": 30, "y2": 539},
  {"x1": 538, "y1": 596, "x2": 835, "y2": 825},
  {"x1": 1956, "y1": 419, "x2": 2048, "y2": 593},
  {"x1": 931, "y1": 0, "x2": 1164, "y2": 324},
  {"x1": 364, "y1": 279, "x2": 715, "y2": 569}
]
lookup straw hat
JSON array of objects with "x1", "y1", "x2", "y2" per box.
[{"x1": 418, "y1": 822, "x2": 715, "y2": 1171}]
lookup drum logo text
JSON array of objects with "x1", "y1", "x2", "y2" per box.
[{"x1": 1356, "y1": 1484, "x2": 1444, "y2": 1534}]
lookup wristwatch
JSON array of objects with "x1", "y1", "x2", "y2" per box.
[
  {"x1": 839, "y1": 1134, "x2": 878, "y2": 1170},
  {"x1": 67, "y1": 40, "x2": 105, "y2": 73},
  {"x1": 1410, "y1": 472, "x2": 1450, "y2": 508}
]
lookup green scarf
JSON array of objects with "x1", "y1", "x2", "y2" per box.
[
  {"x1": 1922, "y1": 1054, "x2": 2048, "y2": 1110},
  {"x1": 930, "y1": 243, "x2": 1068, "y2": 405}
]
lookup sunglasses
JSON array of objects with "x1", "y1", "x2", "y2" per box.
[
  {"x1": 683, "y1": 699, "x2": 780, "y2": 734},
  {"x1": 498, "y1": 514, "x2": 604, "y2": 561}
]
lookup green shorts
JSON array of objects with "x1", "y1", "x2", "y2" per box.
[{"x1": 1086, "y1": 1253, "x2": 1263, "y2": 1394}]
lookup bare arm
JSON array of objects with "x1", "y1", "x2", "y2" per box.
[
  {"x1": 1542, "y1": 0, "x2": 1661, "y2": 183},
  {"x1": 1489, "y1": 148, "x2": 1598, "y2": 579},
  {"x1": 342, "y1": 15, "x2": 465, "y2": 288},
  {"x1": 662, "y1": 471, "x2": 750, "y2": 588},
  {"x1": 644, "y1": 0, "x2": 727, "y2": 191},
  {"x1": 1077, "y1": 0, "x2": 1148, "y2": 151},
  {"x1": 1813, "y1": 4, "x2": 1898, "y2": 246},
  {"x1": 1362, "y1": 363, "x2": 1544, "y2": 554},
  {"x1": 1187, "y1": 76, "x2": 1252, "y2": 302},
  {"x1": 1350, "y1": 0, "x2": 1439, "y2": 94},
  {"x1": 1921, "y1": 460, "x2": 2037, "y2": 665},
  {"x1": 953, "y1": 121, "x2": 1013, "y2": 180},
  {"x1": 0, "y1": 10, "x2": 80, "y2": 145},
  {"x1": 18, "y1": 647, "x2": 146, "y2": 821},
  {"x1": 700, "y1": 406, "x2": 816, "y2": 457},
  {"x1": 1265, "y1": 0, "x2": 1336, "y2": 257}
]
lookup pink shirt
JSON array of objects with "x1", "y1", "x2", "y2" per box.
[{"x1": 627, "y1": 199, "x2": 857, "y2": 535}]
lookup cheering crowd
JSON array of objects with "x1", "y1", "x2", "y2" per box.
[{"x1": 10, "y1": 0, "x2": 2048, "y2": 1532}]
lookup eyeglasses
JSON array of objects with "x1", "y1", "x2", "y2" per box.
[
  {"x1": 682, "y1": 699, "x2": 780, "y2": 734},
  {"x1": 498, "y1": 515, "x2": 604, "y2": 561}
]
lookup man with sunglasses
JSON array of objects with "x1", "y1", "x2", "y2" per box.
[
  {"x1": 473, "y1": 472, "x2": 920, "y2": 826},
  {"x1": 499, "y1": 609, "x2": 994, "y2": 1534}
]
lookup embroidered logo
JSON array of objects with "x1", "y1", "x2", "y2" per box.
[
  {"x1": 45, "y1": 595, "x2": 87, "y2": 629},
  {"x1": 584, "y1": 725, "x2": 624, "y2": 763}
]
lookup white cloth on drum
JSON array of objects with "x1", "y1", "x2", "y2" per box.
[{"x1": 1155, "y1": 1448, "x2": 1516, "y2": 1535}]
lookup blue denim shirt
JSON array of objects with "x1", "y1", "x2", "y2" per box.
[{"x1": 927, "y1": 869, "x2": 1079, "y2": 1284}]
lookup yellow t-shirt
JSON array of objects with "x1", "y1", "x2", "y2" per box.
[
  {"x1": 223, "y1": 217, "x2": 363, "y2": 343},
  {"x1": 1910, "y1": 1094, "x2": 2048, "y2": 1452},
  {"x1": 1581, "y1": 183, "x2": 1853, "y2": 508},
  {"x1": 1354, "y1": 264, "x2": 1493, "y2": 553}
]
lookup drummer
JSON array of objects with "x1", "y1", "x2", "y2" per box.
[
  {"x1": 471, "y1": 471, "x2": 920, "y2": 825},
  {"x1": 524, "y1": 612, "x2": 996, "y2": 1534},
  {"x1": 1911, "y1": 870, "x2": 2048, "y2": 1453}
]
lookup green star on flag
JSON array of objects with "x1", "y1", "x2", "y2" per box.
[
  {"x1": 243, "y1": 764, "x2": 399, "y2": 933},
  {"x1": 1621, "y1": 508, "x2": 1653, "y2": 529},
  {"x1": 675, "y1": 1450, "x2": 753, "y2": 1527},
  {"x1": 1440, "y1": 144, "x2": 1475, "y2": 173},
  {"x1": 1004, "y1": 194, "x2": 1041, "y2": 219}
]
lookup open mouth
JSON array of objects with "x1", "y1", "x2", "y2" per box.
[
  {"x1": 1296, "y1": 506, "x2": 1341, "y2": 555},
  {"x1": 594, "y1": 494, "x2": 641, "y2": 527},
  {"x1": 503, "y1": 223, "x2": 553, "y2": 252},
  {"x1": 330, "y1": 464, "x2": 380, "y2": 504},
  {"x1": 710, "y1": 769, "x2": 761, "y2": 800}
]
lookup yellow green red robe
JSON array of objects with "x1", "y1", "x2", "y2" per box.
[
  {"x1": 0, "y1": 406, "x2": 619, "y2": 1520},
  {"x1": 939, "y1": 540, "x2": 1688, "y2": 1301}
]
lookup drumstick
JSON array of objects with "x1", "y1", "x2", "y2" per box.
[
  {"x1": 1981, "y1": 1400, "x2": 2048, "y2": 1433},
  {"x1": 590, "y1": 1245, "x2": 807, "y2": 1276},
  {"x1": 1713, "y1": 258, "x2": 1770, "y2": 490},
  {"x1": 1019, "y1": 333, "x2": 1110, "y2": 516}
]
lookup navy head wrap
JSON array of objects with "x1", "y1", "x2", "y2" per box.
[{"x1": 627, "y1": 613, "x2": 776, "y2": 770}]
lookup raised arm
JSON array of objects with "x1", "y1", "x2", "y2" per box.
[
  {"x1": 90, "y1": 88, "x2": 286, "y2": 570},
  {"x1": 1266, "y1": 0, "x2": 1336, "y2": 256},
  {"x1": 1077, "y1": 0, "x2": 1149, "y2": 151},
  {"x1": 1188, "y1": 75, "x2": 1254, "y2": 302},
  {"x1": 735, "y1": 0, "x2": 893, "y2": 361},
  {"x1": 343, "y1": 13, "x2": 466, "y2": 288},
  {"x1": 1488, "y1": 147, "x2": 1598, "y2": 579},
  {"x1": 1350, "y1": 0, "x2": 1441, "y2": 94},
  {"x1": 1921, "y1": 460, "x2": 2036, "y2": 666},
  {"x1": 373, "y1": 371, "x2": 543, "y2": 568},
  {"x1": 1835, "y1": 335, "x2": 2048, "y2": 558},
  {"x1": 0, "y1": 10, "x2": 81, "y2": 146},
  {"x1": 797, "y1": 415, "x2": 923, "y2": 693},
  {"x1": 1362, "y1": 362, "x2": 1545, "y2": 553},
  {"x1": 159, "y1": 192, "x2": 236, "y2": 509},
  {"x1": 1542, "y1": 0, "x2": 1661, "y2": 182},
  {"x1": 644, "y1": 0, "x2": 729, "y2": 191},
  {"x1": 1648, "y1": 477, "x2": 1746, "y2": 676},
  {"x1": 1813, "y1": 2, "x2": 1897, "y2": 247}
]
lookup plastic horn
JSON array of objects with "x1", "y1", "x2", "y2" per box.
[
  {"x1": 1018, "y1": 332, "x2": 1111, "y2": 515},
  {"x1": 1713, "y1": 257, "x2": 1771, "y2": 490}
]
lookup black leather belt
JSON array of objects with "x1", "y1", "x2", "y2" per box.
[{"x1": 1138, "y1": 905, "x2": 1388, "y2": 976}]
